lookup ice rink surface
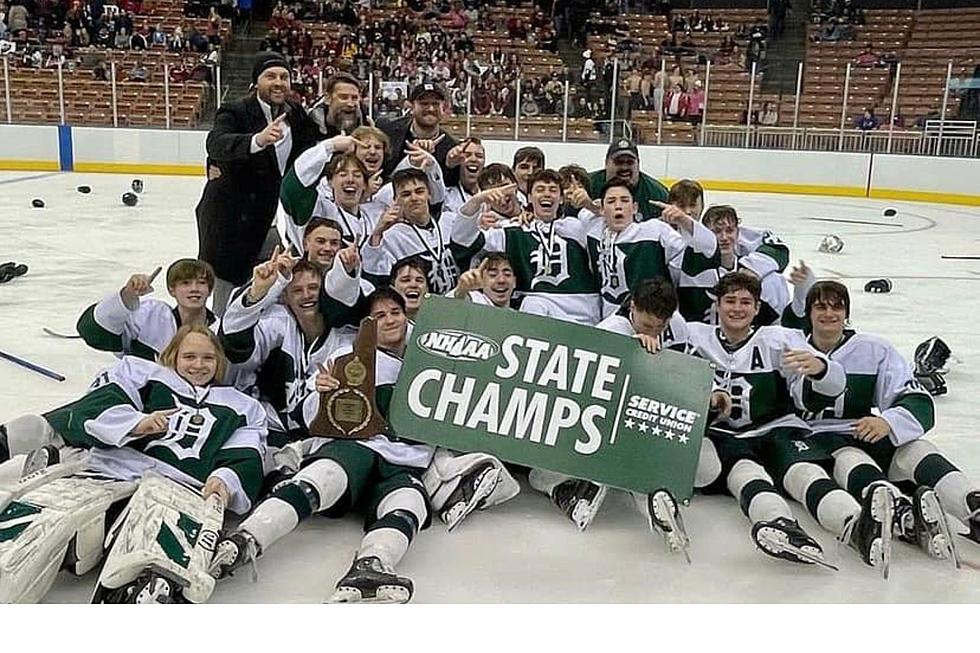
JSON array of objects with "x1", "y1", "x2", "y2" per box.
[{"x1": 1, "y1": 171, "x2": 978, "y2": 603}]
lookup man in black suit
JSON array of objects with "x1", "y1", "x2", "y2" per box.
[
  {"x1": 377, "y1": 81, "x2": 459, "y2": 184},
  {"x1": 195, "y1": 52, "x2": 320, "y2": 316}
]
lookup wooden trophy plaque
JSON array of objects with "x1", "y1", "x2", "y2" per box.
[{"x1": 309, "y1": 317, "x2": 388, "y2": 439}]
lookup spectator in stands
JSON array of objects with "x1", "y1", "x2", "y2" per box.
[
  {"x1": 856, "y1": 107, "x2": 879, "y2": 131},
  {"x1": 687, "y1": 79, "x2": 704, "y2": 124},
  {"x1": 588, "y1": 139, "x2": 669, "y2": 221},
  {"x1": 7, "y1": 1, "x2": 27, "y2": 33},
  {"x1": 758, "y1": 101, "x2": 778, "y2": 126},
  {"x1": 855, "y1": 43, "x2": 881, "y2": 67},
  {"x1": 130, "y1": 26, "x2": 148, "y2": 49},
  {"x1": 114, "y1": 27, "x2": 130, "y2": 49},
  {"x1": 195, "y1": 51, "x2": 321, "y2": 317},
  {"x1": 640, "y1": 70, "x2": 654, "y2": 109},
  {"x1": 663, "y1": 83, "x2": 687, "y2": 119},
  {"x1": 668, "y1": 65, "x2": 683, "y2": 89},
  {"x1": 378, "y1": 81, "x2": 459, "y2": 181},
  {"x1": 150, "y1": 22, "x2": 165, "y2": 46}
]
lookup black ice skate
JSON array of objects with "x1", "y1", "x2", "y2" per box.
[
  {"x1": 551, "y1": 479, "x2": 608, "y2": 531},
  {"x1": 327, "y1": 556, "x2": 413, "y2": 604},
  {"x1": 751, "y1": 517, "x2": 836, "y2": 570},
  {"x1": 645, "y1": 489, "x2": 691, "y2": 563},
  {"x1": 94, "y1": 571, "x2": 184, "y2": 604},
  {"x1": 961, "y1": 491, "x2": 980, "y2": 547},
  {"x1": 896, "y1": 488, "x2": 959, "y2": 565},
  {"x1": 440, "y1": 461, "x2": 501, "y2": 532},
  {"x1": 208, "y1": 530, "x2": 260, "y2": 581},
  {"x1": 841, "y1": 482, "x2": 893, "y2": 579}
]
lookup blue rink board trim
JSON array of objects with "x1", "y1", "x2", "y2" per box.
[{"x1": 58, "y1": 124, "x2": 74, "y2": 172}]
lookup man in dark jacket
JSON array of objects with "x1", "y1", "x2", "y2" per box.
[
  {"x1": 308, "y1": 71, "x2": 367, "y2": 138},
  {"x1": 588, "y1": 139, "x2": 669, "y2": 221},
  {"x1": 195, "y1": 52, "x2": 320, "y2": 316},
  {"x1": 377, "y1": 81, "x2": 459, "y2": 184}
]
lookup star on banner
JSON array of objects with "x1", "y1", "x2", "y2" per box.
[
  {"x1": 624, "y1": 418, "x2": 636, "y2": 429},
  {"x1": 650, "y1": 425, "x2": 661, "y2": 437},
  {"x1": 664, "y1": 430, "x2": 675, "y2": 440},
  {"x1": 678, "y1": 434, "x2": 689, "y2": 444},
  {"x1": 638, "y1": 422, "x2": 649, "y2": 433}
]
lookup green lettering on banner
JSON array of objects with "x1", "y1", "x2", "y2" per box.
[{"x1": 390, "y1": 296, "x2": 713, "y2": 499}]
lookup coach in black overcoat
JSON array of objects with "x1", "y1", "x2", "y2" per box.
[{"x1": 195, "y1": 51, "x2": 320, "y2": 315}]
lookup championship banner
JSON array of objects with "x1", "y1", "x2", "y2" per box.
[{"x1": 390, "y1": 296, "x2": 714, "y2": 499}]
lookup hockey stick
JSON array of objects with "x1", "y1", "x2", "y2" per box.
[
  {"x1": 941, "y1": 255, "x2": 980, "y2": 260},
  {"x1": 806, "y1": 217, "x2": 903, "y2": 227},
  {"x1": 0, "y1": 349, "x2": 66, "y2": 381},
  {"x1": 42, "y1": 327, "x2": 82, "y2": 339}
]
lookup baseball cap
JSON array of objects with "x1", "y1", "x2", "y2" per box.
[
  {"x1": 606, "y1": 139, "x2": 639, "y2": 160},
  {"x1": 410, "y1": 82, "x2": 448, "y2": 102}
]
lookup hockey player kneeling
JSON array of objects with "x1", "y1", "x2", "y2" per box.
[
  {"x1": 0, "y1": 325, "x2": 266, "y2": 603},
  {"x1": 210, "y1": 288, "x2": 433, "y2": 604}
]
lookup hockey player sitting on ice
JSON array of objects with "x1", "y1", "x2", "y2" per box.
[
  {"x1": 77, "y1": 258, "x2": 218, "y2": 361},
  {"x1": 278, "y1": 131, "x2": 447, "y2": 257},
  {"x1": 364, "y1": 168, "x2": 465, "y2": 295},
  {"x1": 210, "y1": 288, "x2": 433, "y2": 604},
  {"x1": 580, "y1": 180, "x2": 717, "y2": 319},
  {"x1": 673, "y1": 205, "x2": 792, "y2": 325},
  {"x1": 220, "y1": 246, "x2": 358, "y2": 447},
  {"x1": 683, "y1": 272, "x2": 887, "y2": 572},
  {"x1": 452, "y1": 168, "x2": 600, "y2": 325},
  {"x1": 0, "y1": 324, "x2": 266, "y2": 603},
  {"x1": 528, "y1": 278, "x2": 699, "y2": 559},
  {"x1": 791, "y1": 280, "x2": 979, "y2": 557},
  {"x1": 440, "y1": 137, "x2": 487, "y2": 222}
]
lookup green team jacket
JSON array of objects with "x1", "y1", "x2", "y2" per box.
[{"x1": 589, "y1": 169, "x2": 670, "y2": 221}]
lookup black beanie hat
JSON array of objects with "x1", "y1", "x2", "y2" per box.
[{"x1": 252, "y1": 52, "x2": 290, "y2": 84}]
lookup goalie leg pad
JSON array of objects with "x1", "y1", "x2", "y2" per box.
[
  {"x1": 92, "y1": 473, "x2": 224, "y2": 605},
  {"x1": 0, "y1": 473, "x2": 136, "y2": 603}
]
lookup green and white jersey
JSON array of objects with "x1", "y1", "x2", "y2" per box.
[
  {"x1": 220, "y1": 273, "x2": 357, "y2": 442},
  {"x1": 300, "y1": 345, "x2": 435, "y2": 469},
  {"x1": 683, "y1": 323, "x2": 845, "y2": 437},
  {"x1": 43, "y1": 356, "x2": 267, "y2": 514},
  {"x1": 585, "y1": 214, "x2": 718, "y2": 318},
  {"x1": 278, "y1": 140, "x2": 446, "y2": 255},
  {"x1": 596, "y1": 309, "x2": 689, "y2": 351},
  {"x1": 738, "y1": 227, "x2": 790, "y2": 276},
  {"x1": 76, "y1": 291, "x2": 217, "y2": 361},
  {"x1": 364, "y1": 216, "x2": 464, "y2": 295},
  {"x1": 452, "y1": 210, "x2": 601, "y2": 325},
  {"x1": 672, "y1": 257, "x2": 791, "y2": 326},
  {"x1": 803, "y1": 330, "x2": 935, "y2": 446}
]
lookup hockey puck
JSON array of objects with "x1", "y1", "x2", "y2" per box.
[
  {"x1": 864, "y1": 278, "x2": 893, "y2": 293},
  {"x1": 122, "y1": 192, "x2": 139, "y2": 207},
  {"x1": 882, "y1": 207, "x2": 898, "y2": 217},
  {"x1": 131, "y1": 179, "x2": 144, "y2": 194},
  {"x1": 77, "y1": 185, "x2": 92, "y2": 194},
  {"x1": 31, "y1": 198, "x2": 45, "y2": 208}
]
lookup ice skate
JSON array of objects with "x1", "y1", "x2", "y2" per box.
[
  {"x1": 752, "y1": 517, "x2": 836, "y2": 569},
  {"x1": 959, "y1": 490, "x2": 980, "y2": 547},
  {"x1": 326, "y1": 556, "x2": 413, "y2": 604},
  {"x1": 896, "y1": 488, "x2": 958, "y2": 564},
  {"x1": 440, "y1": 462, "x2": 501, "y2": 532},
  {"x1": 841, "y1": 482, "x2": 893, "y2": 579},
  {"x1": 22, "y1": 445, "x2": 59, "y2": 477},
  {"x1": 645, "y1": 489, "x2": 691, "y2": 562},
  {"x1": 94, "y1": 571, "x2": 182, "y2": 604},
  {"x1": 551, "y1": 480, "x2": 607, "y2": 531},
  {"x1": 208, "y1": 530, "x2": 260, "y2": 581}
]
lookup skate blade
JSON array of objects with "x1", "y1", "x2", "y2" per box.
[
  {"x1": 871, "y1": 486, "x2": 894, "y2": 580},
  {"x1": 327, "y1": 585, "x2": 411, "y2": 604},
  {"x1": 573, "y1": 485, "x2": 608, "y2": 532},
  {"x1": 922, "y1": 492, "x2": 961, "y2": 570},
  {"x1": 758, "y1": 531, "x2": 838, "y2": 571},
  {"x1": 445, "y1": 467, "x2": 501, "y2": 533},
  {"x1": 651, "y1": 493, "x2": 692, "y2": 564}
]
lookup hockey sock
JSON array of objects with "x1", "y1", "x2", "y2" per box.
[
  {"x1": 243, "y1": 459, "x2": 349, "y2": 551},
  {"x1": 727, "y1": 459, "x2": 794, "y2": 523},
  {"x1": 360, "y1": 488, "x2": 427, "y2": 569},
  {"x1": 528, "y1": 468, "x2": 577, "y2": 496},
  {"x1": 890, "y1": 440, "x2": 975, "y2": 521},
  {"x1": 783, "y1": 461, "x2": 860, "y2": 536},
  {"x1": 0, "y1": 415, "x2": 58, "y2": 459},
  {"x1": 832, "y1": 447, "x2": 899, "y2": 499}
]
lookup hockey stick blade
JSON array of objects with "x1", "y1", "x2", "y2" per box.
[{"x1": 42, "y1": 327, "x2": 82, "y2": 339}]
